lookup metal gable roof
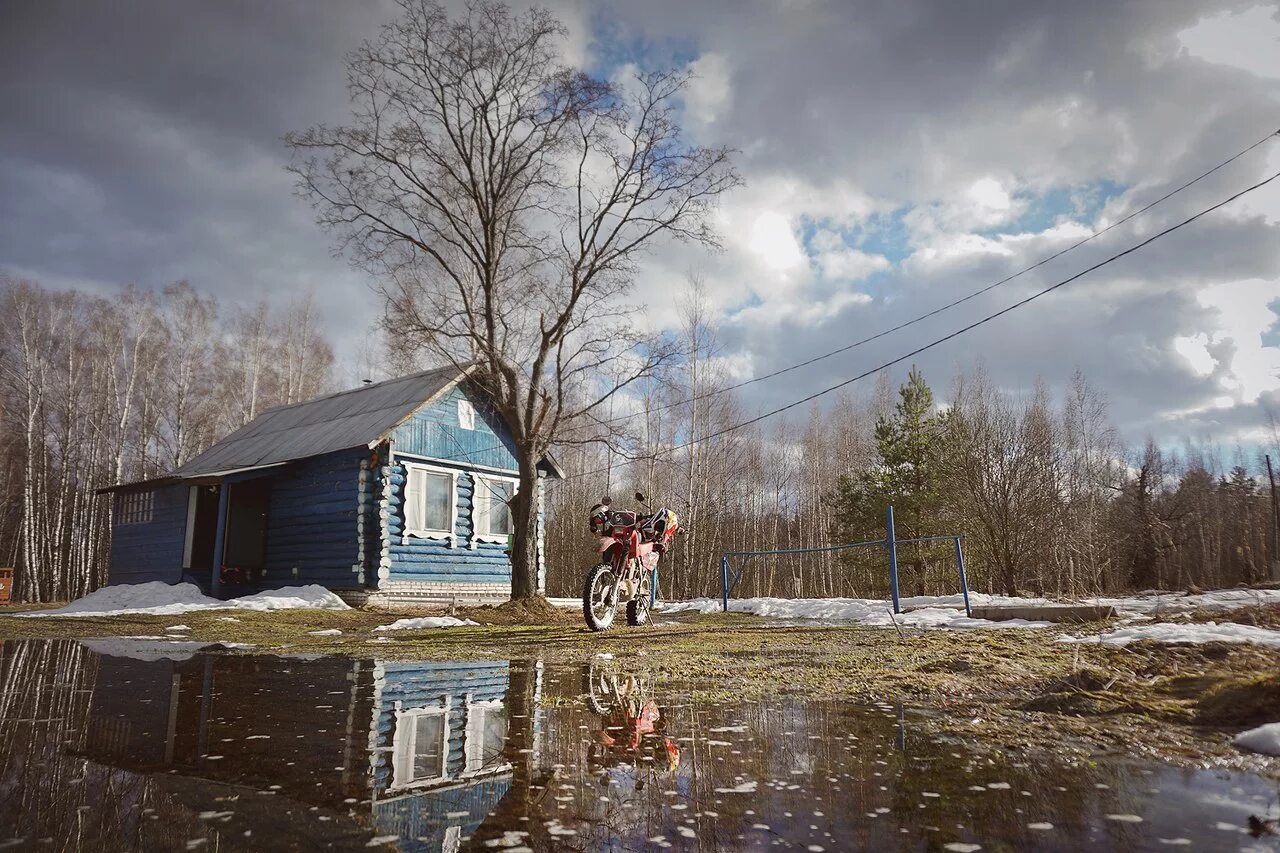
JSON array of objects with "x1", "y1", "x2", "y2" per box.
[{"x1": 171, "y1": 365, "x2": 467, "y2": 477}]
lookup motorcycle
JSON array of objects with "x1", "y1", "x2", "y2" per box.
[{"x1": 582, "y1": 492, "x2": 679, "y2": 631}]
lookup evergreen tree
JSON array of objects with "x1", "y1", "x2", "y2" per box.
[{"x1": 828, "y1": 367, "x2": 948, "y2": 561}]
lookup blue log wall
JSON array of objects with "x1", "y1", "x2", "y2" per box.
[
  {"x1": 391, "y1": 382, "x2": 518, "y2": 471},
  {"x1": 384, "y1": 462, "x2": 514, "y2": 585},
  {"x1": 108, "y1": 483, "x2": 189, "y2": 585},
  {"x1": 386, "y1": 382, "x2": 522, "y2": 587},
  {"x1": 262, "y1": 448, "x2": 367, "y2": 588}
]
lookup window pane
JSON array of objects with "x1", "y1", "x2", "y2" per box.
[
  {"x1": 413, "y1": 713, "x2": 445, "y2": 779},
  {"x1": 422, "y1": 472, "x2": 452, "y2": 532},
  {"x1": 483, "y1": 705, "x2": 508, "y2": 755},
  {"x1": 484, "y1": 481, "x2": 513, "y2": 536}
]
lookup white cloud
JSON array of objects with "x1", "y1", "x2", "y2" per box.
[
  {"x1": 685, "y1": 52, "x2": 732, "y2": 126},
  {"x1": 1197, "y1": 278, "x2": 1280, "y2": 403},
  {"x1": 812, "y1": 232, "x2": 891, "y2": 281},
  {"x1": 1173, "y1": 333, "x2": 1216, "y2": 377},
  {"x1": 748, "y1": 210, "x2": 806, "y2": 272},
  {"x1": 1178, "y1": 5, "x2": 1280, "y2": 79}
]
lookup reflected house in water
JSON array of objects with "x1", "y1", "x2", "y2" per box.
[
  {"x1": 371, "y1": 660, "x2": 537, "y2": 851},
  {"x1": 80, "y1": 646, "x2": 538, "y2": 850}
]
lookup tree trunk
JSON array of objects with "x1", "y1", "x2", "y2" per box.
[{"x1": 510, "y1": 448, "x2": 541, "y2": 600}]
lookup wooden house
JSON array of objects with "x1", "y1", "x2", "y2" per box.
[{"x1": 99, "y1": 365, "x2": 563, "y2": 604}]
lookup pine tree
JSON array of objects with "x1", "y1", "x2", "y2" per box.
[{"x1": 828, "y1": 367, "x2": 948, "y2": 570}]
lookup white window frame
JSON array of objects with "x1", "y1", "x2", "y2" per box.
[
  {"x1": 471, "y1": 474, "x2": 518, "y2": 545},
  {"x1": 457, "y1": 399, "x2": 476, "y2": 431},
  {"x1": 403, "y1": 462, "x2": 458, "y2": 545},
  {"x1": 391, "y1": 700, "x2": 451, "y2": 790},
  {"x1": 462, "y1": 696, "x2": 509, "y2": 776}
]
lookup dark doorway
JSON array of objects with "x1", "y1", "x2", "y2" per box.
[
  {"x1": 222, "y1": 479, "x2": 272, "y2": 586},
  {"x1": 186, "y1": 485, "x2": 221, "y2": 573}
]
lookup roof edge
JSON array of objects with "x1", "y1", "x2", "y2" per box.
[{"x1": 369, "y1": 362, "x2": 477, "y2": 449}]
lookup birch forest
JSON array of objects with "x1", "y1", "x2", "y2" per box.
[
  {"x1": 0, "y1": 276, "x2": 334, "y2": 601},
  {"x1": 542, "y1": 291, "x2": 1280, "y2": 601},
  {"x1": 2, "y1": 274, "x2": 1277, "y2": 604}
]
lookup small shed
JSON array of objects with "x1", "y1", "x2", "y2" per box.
[{"x1": 99, "y1": 365, "x2": 563, "y2": 605}]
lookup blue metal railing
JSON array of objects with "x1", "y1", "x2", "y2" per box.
[{"x1": 719, "y1": 504, "x2": 971, "y2": 617}]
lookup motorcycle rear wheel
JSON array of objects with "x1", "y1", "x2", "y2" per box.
[
  {"x1": 626, "y1": 596, "x2": 650, "y2": 627},
  {"x1": 582, "y1": 564, "x2": 618, "y2": 631}
]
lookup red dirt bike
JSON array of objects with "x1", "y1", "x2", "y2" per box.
[{"x1": 582, "y1": 493, "x2": 680, "y2": 631}]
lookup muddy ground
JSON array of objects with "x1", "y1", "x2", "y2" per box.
[{"x1": 2, "y1": 599, "x2": 1278, "y2": 781}]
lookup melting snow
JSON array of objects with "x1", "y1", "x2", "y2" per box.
[
  {"x1": 1060, "y1": 622, "x2": 1280, "y2": 648},
  {"x1": 307, "y1": 629, "x2": 342, "y2": 636},
  {"x1": 373, "y1": 616, "x2": 478, "y2": 631},
  {"x1": 663, "y1": 587, "x2": 1280, "y2": 631},
  {"x1": 12, "y1": 582, "x2": 350, "y2": 618},
  {"x1": 663, "y1": 596, "x2": 1050, "y2": 629},
  {"x1": 1233, "y1": 722, "x2": 1280, "y2": 756}
]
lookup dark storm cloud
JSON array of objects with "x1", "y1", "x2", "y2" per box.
[
  {"x1": 0, "y1": 0, "x2": 398, "y2": 357},
  {"x1": 2, "y1": 0, "x2": 1278, "y2": 445}
]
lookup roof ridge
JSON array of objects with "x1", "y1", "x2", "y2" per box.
[{"x1": 254, "y1": 363, "x2": 465, "y2": 416}]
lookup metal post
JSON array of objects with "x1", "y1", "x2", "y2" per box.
[
  {"x1": 1267, "y1": 455, "x2": 1279, "y2": 581},
  {"x1": 721, "y1": 555, "x2": 730, "y2": 612},
  {"x1": 210, "y1": 483, "x2": 230, "y2": 597},
  {"x1": 954, "y1": 536, "x2": 971, "y2": 618},
  {"x1": 886, "y1": 505, "x2": 901, "y2": 614},
  {"x1": 650, "y1": 566, "x2": 658, "y2": 609}
]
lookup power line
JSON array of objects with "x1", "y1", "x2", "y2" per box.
[
  {"x1": 601, "y1": 126, "x2": 1280, "y2": 425},
  {"x1": 449, "y1": 126, "x2": 1279, "y2": 464},
  {"x1": 570, "y1": 167, "x2": 1280, "y2": 481}
]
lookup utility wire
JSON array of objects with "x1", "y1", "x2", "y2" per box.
[
  {"x1": 595, "y1": 127, "x2": 1280, "y2": 425},
  {"x1": 449, "y1": 127, "x2": 1279, "y2": 464},
  {"x1": 570, "y1": 167, "x2": 1280, "y2": 481}
]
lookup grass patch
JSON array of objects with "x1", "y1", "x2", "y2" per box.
[
  {"x1": 1196, "y1": 674, "x2": 1280, "y2": 727},
  {"x1": 2, "y1": 604, "x2": 1278, "y2": 776}
]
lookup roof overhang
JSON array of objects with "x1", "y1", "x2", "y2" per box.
[
  {"x1": 94, "y1": 461, "x2": 292, "y2": 495},
  {"x1": 538, "y1": 451, "x2": 567, "y2": 480}
]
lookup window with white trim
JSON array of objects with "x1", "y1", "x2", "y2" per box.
[
  {"x1": 117, "y1": 490, "x2": 154, "y2": 525},
  {"x1": 391, "y1": 703, "x2": 450, "y2": 789},
  {"x1": 403, "y1": 463, "x2": 457, "y2": 542},
  {"x1": 472, "y1": 475, "x2": 517, "y2": 542},
  {"x1": 463, "y1": 698, "x2": 508, "y2": 774},
  {"x1": 457, "y1": 399, "x2": 476, "y2": 430}
]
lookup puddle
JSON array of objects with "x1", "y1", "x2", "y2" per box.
[{"x1": 0, "y1": 639, "x2": 1277, "y2": 850}]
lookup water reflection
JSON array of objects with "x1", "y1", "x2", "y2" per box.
[{"x1": 0, "y1": 639, "x2": 1277, "y2": 851}]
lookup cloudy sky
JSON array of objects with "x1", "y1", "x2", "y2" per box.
[{"x1": 3, "y1": 0, "x2": 1279, "y2": 454}]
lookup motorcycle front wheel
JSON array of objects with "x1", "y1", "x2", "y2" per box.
[{"x1": 582, "y1": 564, "x2": 618, "y2": 631}]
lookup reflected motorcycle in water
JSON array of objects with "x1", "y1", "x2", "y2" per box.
[
  {"x1": 582, "y1": 655, "x2": 680, "y2": 774},
  {"x1": 582, "y1": 493, "x2": 680, "y2": 631}
]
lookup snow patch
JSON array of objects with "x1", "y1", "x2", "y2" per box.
[
  {"x1": 12, "y1": 582, "x2": 351, "y2": 618},
  {"x1": 307, "y1": 629, "x2": 342, "y2": 636},
  {"x1": 1059, "y1": 622, "x2": 1280, "y2": 648},
  {"x1": 1233, "y1": 722, "x2": 1280, "y2": 756},
  {"x1": 373, "y1": 616, "x2": 478, "y2": 631},
  {"x1": 663, "y1": 596, "x2": 1050, "y2": 630}
]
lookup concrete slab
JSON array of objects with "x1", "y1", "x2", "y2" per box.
[{"x1": 969, "y1": 604, "x2": 1116, "y2": 623}]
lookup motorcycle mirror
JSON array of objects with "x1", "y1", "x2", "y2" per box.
[
  {"x1": 601, "y1": 496, "x2": 612, "y2": 506},
  {"x1": 634, "y1": 491, "x2": 647, "y2": 504}
]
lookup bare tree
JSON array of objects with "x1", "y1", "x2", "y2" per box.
[{"x1": 286, "y1": 0, "x2": 740, "y2": 598}]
